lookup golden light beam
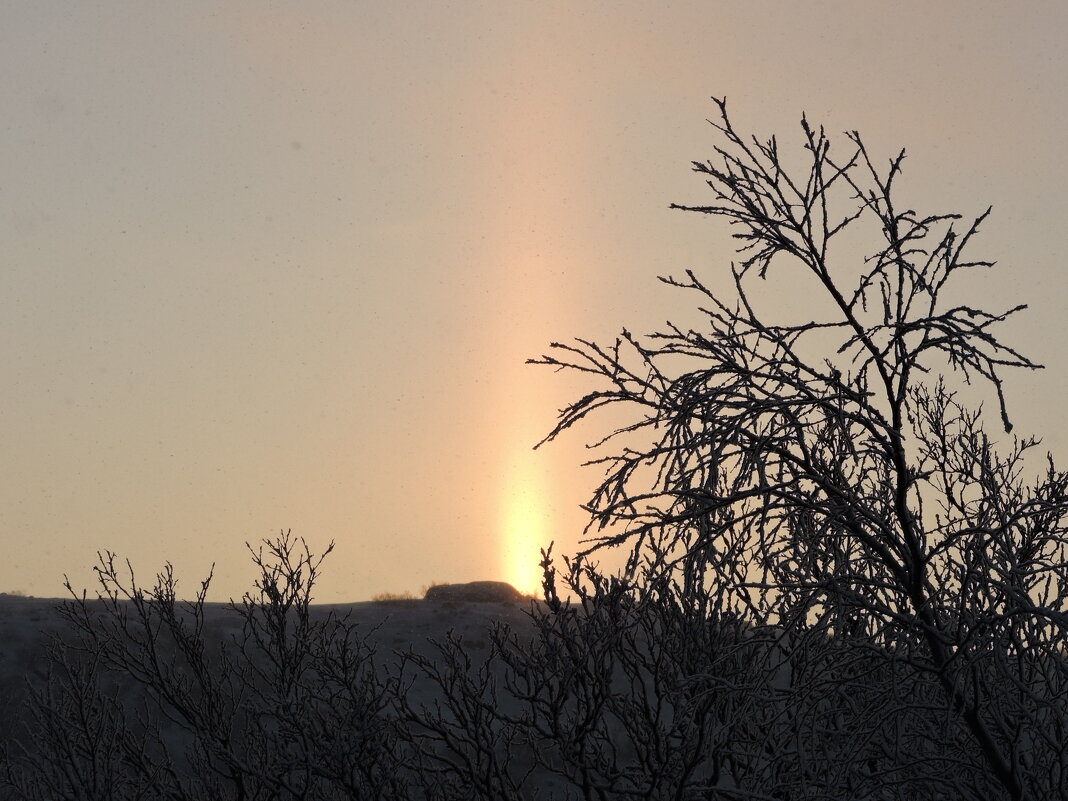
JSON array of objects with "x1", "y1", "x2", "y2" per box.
[{"x1": 499, "y1": 454, "x2": 549, "y2": 598}]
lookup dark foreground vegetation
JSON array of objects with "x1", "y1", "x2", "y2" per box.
[{"x1": 4, "y1": 100, "x2": 1067, "y2": 800}]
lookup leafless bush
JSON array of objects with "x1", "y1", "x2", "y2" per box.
[
  {"x1": 396, "y1": 547, "x2": 1011, "y2": 799},
  {"x1": 2, "y1": 532, "x2": 407, "y2": 801}
]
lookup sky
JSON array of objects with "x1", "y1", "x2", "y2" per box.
[{"x1": 2, "y1": 1, "x2": 1066, "y2": 602}]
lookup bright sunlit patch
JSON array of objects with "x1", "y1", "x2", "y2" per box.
[{"x1": 500, "y1": 458, "x2": 550, "y2": 598}]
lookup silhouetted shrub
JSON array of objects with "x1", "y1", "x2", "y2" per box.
[{"x1": 2, "y1": 533, "x2": 408, "y2": 801}]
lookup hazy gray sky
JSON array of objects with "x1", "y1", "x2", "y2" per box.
[{"x1": 3, "y1": 1, "x2": 1066, "y2": 601}]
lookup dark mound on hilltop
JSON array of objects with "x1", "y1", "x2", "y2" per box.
[{"x1": 423, "y1": 580, "x2": 525, "y2": 603}]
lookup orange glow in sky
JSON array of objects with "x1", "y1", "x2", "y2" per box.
[
  {"x1": 501, "y1": 487, "x2": 551, "y2": 598},
  {"x1": 500, "y1": 466, "x2": 549, "y2": 598}
]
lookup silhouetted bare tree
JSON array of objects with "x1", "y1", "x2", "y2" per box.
[{"x1": 529, "y1": 98, "x2": 1068, "y2": 799}]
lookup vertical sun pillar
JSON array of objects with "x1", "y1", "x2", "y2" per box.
[{"x1": 498, "y1": 449, "x2": 549, "y2": 597}]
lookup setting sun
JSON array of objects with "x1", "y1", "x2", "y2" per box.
[{"x1": 499, "y1": 457, "x2": 550, "y2": 598}]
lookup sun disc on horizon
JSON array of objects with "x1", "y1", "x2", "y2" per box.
[{"x1": 500, "y1": 461, "x2": 550, "y2": 598}]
